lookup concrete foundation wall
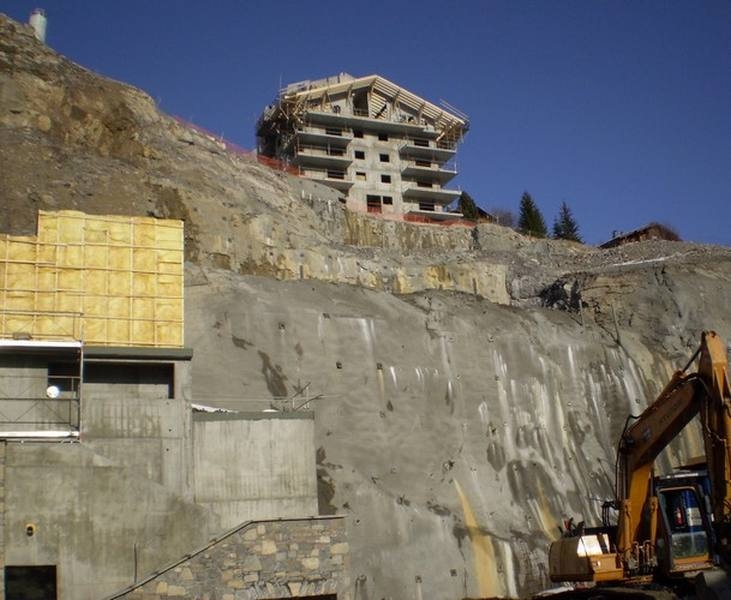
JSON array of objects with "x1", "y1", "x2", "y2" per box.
[
  {"x1": 3, "y1": 442, "x2": 220, "y2": 600},
  {"x1": 81, "y1": 359, "x2": 193, "y2": 498},
  {"x1": 193, "y1": 414, "x2": 318, "y2": 528}
]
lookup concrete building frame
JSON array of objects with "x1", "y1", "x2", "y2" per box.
[{"x1": 257, "y1": 73, "x2": 469, "y2": 220}]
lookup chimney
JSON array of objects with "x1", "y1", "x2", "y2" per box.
[{"x1": 29, "y1": 8, "x2": 47, "y2": 43}]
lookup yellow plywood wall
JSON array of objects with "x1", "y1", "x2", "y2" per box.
[{"x1": 0, "y1": 210, "x2": 184, "y2": 347}]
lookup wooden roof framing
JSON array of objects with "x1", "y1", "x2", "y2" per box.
[{"x1": 276, "y1": 74, "x2": 469, "y2": 139}]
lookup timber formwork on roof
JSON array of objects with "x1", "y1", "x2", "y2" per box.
[{"x1": 257, "y1": 73, "x2": 469, "y2": 151}]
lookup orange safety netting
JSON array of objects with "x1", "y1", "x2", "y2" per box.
[
  {"x1": 403, "y1": 213, "x2": 475, "y2": 227},
  {"x1": 172, "y1": 116, "x2": 300, "y2": 175}
]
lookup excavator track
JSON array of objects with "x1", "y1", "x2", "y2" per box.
[{"x1": 534, "y1": 586, "x2": 681, "y2": 600}]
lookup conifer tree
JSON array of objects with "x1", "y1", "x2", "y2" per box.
[
  {"x1": 458, "y1": 191, "x2": 479, "y2": 220},
  {"x1": 517, "y1": 192, "x2": 547, "y2": 238},
  {"x1": 552, "y1": 201, "x2": 583, "y2": 242}
]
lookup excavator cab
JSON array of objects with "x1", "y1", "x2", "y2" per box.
[{"x1": 655, "y1": 472, "x2": 714, "y2": 577}]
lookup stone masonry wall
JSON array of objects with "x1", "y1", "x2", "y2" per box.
[{"x1": 115, "y1": 516, "x2": 349, "y2": 600}]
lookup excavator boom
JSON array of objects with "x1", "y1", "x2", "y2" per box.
[{"x1": 549, "y1": 331, "x2": 731, "y2": 590}]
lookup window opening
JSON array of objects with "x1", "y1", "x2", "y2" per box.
[
  {"x1": 325, "y1": 127, "x2": 342, "y2": 136},
  {"x1": 353, "y1": 129, "x2": 364, "y2": 138},
  {"x1": 381, "y1": 175, "x2": 392, "y2": 184},
  {"x1": 378, "y1": 133, "x2": 389, "y2": 141},
  {"x1": 379, "y1": 153, "x2": 390, "y2": 163},
  {"x1": 354, "y1": 150, "x2": 365, "y2": 160},
  {"x1": 382, "y1": 196, "x2": 393, "y2": 205},
  {"x1": 326, "y1": 170, "x2": 345, "y2": 180},
  {"x1": 366, "y1": 195, "x2": 382, "y2": 214},
  {"x1": 418, "y1": 201, "x2": 436, "y2": 212},
  {"x1": 84, "y1": 362, "x2": 174, "y2": 400},
  {"x1": 48, "y1": 362, "x2": 81, "y2": 395},
  {"x1": 353, "y1": 92, "x2": 369, "y2": 116},
  {"x1": 356, "y1": 172, "x2": 366, "y2": 181},
  {"x1": 415, "y1": 159, "x2": 431, "y2": 167},
  {"x1": 659, "y1": 488, "x2": 709, "y2": 560},
  {"x1": 5, "y1": 566, "x2": 57, "y2": 600},
  {"x1": 414, "y1": 138, "x2": 429, "y2": 147}
]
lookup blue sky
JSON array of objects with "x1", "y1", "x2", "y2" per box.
[{"x1": 4, "y1": 1, "x2": 730, "y2": 246}]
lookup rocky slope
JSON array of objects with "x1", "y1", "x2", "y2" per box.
[{"x1": 3, "y1": 13, "x2": 731, "y2": 599}]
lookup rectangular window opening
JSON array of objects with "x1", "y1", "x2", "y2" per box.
[
  {"x1": 379, "y1": 153, "x2": 390, "y2": 163},
  {"x1": 356, "y1": 172, "x2": 366, "y2": 181},
  {"x1": 415, "y1": 159, "x2": 431, "y2": 167},
  {"x1": 354, "y1": 150, "x2": 365, "y2": 160},
  {"x1": 353, "y1": 129, "x2": 364, "y2": 138},
  {"x1": 325, "y1": 127, "x2": 342, "y2": 136},
  {"x1": 5, "y1": 566, "x2": 57, "y2": 600},
  {"x1": 382, "y1": 196, "x2": 393, "y2": 205},
  {"x1": 366, "y1": 195, "x2": 382, "y2": 214},
  {"x1": 378, "y1": 133, "x2": 389, "y2": 141},
  {"x1": 419, "y1": 201, "x2": 436, "y2": 212},
  {"x1": 84, "y1": 362, "x2": 174, "y2": 399},
  {"x1": 48, "y1": 362, "x2": 81, "y2": 396},
  {"x1": 414, "y1": 138, "x2": 429, "y2": 147},
  {"x1": 326, "y1": 170, "x2": 345, "y2": 180},
  {"x1": 381, "y1": 175, "x2": 392, "y2": 184}
]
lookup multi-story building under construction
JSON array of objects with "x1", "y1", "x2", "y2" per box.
[{"x1": 256, "y1": 73, "x2": 469, "y2": 220}]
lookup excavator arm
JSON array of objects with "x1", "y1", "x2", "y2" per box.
[
  {"x1": 549, "y1": 331, "x2": 731, "y2": 585},
  {"x1": 616, "y1": 371, "x2": 704, "y2": 567},
  {"x1": 616, "y1": 331, "x2": 731, "y2": 572},
  {"x1": 698, "y1": 332, "x2": 731, "y2": 554}
]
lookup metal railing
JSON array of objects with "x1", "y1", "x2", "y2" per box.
[
  {"x1": 296, "y1": 143, "x2": 350, "y2": 159},
  {"x1": 0, "y1": 397, "x2": 80, "y2": 429}
]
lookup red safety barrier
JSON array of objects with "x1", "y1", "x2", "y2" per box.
[
  {"x1": 403, "y1": 213, "x2": 475, "y2": 227},
  {"x1": 171, "y1": 116, "x2": 300, "y2": 175}
]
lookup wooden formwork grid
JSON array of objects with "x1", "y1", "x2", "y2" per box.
[{"x1": 0, "y1": 210, "x2": 184, "y2": 347}]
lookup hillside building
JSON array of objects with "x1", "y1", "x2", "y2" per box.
[
  {"x1": 600, "y1": 222, "x2": 681, "y2": 249},
  {"x1": 256, "y1": 73, "x2": 469, "y2": 220}
]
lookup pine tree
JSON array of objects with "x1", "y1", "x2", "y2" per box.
[
  {"x1": 517, "y1": 192, "x2": 547, "y2": 238},
  {"x1": 552, "y1": 201, "x2": 583, "y2": 242},
  {"x1": 458, "y1": 191, "x2": 479, "y2": 220}
]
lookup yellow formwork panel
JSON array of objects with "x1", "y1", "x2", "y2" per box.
[{"x1": 0, "y1": 210, "x2": 184, "y2": 347}]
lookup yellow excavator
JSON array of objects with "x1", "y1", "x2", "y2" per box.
[{"x1": 547, "y1": 330, "x2": 731, "y2": 598}]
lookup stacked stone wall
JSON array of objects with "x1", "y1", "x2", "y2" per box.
[{"x1": 116, "y1": 516, "x2": 348, "y2": 600}]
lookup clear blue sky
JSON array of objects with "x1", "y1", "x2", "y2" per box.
[{"x1": 4, "y1": 1, "x2": 731, "y2": 246}]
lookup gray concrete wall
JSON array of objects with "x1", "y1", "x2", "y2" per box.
[
  {"x1": 185, "y1": 268, "x2": 731, "y2": 599},
  {"x1": 3, "y1": 442, "x2": 220, "y2": 600},
  {"x1": 193, "y1": 413, "x2": 318, "y2": 528},
  {"x1": 81, "y1": 359, "x2": 193, "y2": 498}
]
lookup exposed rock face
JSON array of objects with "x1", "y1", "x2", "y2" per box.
[{"x1": 3, "y1": 13, "x2": 731, "y2": 598}]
